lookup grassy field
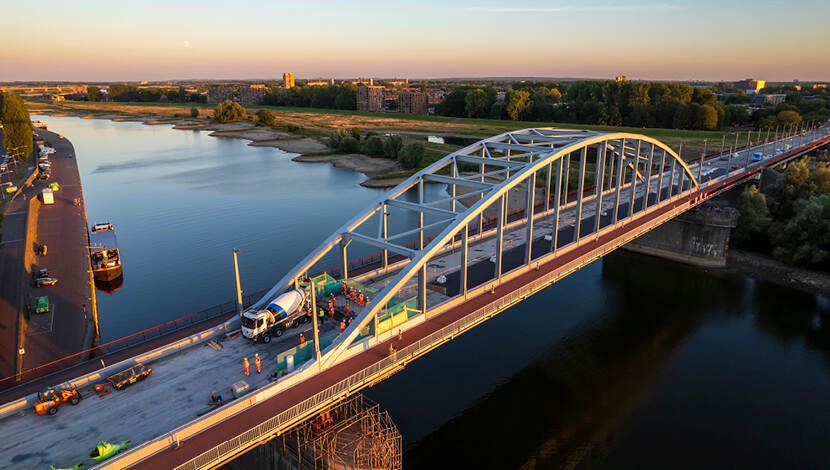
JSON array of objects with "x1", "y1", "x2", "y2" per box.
[{"x1": 26, "y1": 98, "x2": 740, "y2": 162}]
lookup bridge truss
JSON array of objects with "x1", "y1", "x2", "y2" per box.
[{"x1": 259, "y1": 128, "x2": 700, "y2": 368}]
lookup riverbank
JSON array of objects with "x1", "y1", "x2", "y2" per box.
[{"x1": 726, "y1": 249, "x2": 830, "y2": 295}]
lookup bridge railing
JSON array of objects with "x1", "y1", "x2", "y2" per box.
[{"x1": 0, "y1": 289, "x2": 271, "y2": 392}]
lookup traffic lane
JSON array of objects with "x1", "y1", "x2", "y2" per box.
[{"x1": 22, "y1": 131, "x2": 91, "y2": 370}]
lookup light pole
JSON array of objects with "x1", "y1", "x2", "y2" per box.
[{"x1": 232, "y1": 249, "x2": 243, "y2": 317}]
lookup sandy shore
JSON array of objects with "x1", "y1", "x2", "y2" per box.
[{"x1": 292, "y1": 154, "x2": 402, "y2": 177}]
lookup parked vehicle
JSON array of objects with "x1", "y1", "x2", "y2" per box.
[
  {"x1": 241, "y1": 288, "x2": 309, "y2": 343},
  {"x1": 34, "y1": 277, "x2": 58, "y2": 287},
  {"x1": 33, "y1": 386, "x2": 82, "y2": 415},
  {"x1": 41, "y1": 188, "x2": 54, "y2": 204},
  {"x1": 107, "y1": 363, "x2": 153, "y2": 390},
  {"x1": 752, "y1": 152, "x2": 762, "y2": 162},
  {"x1": 35, "y1": 296, "x2": 50, "y2": 314}
]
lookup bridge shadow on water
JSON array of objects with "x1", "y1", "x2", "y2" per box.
[{"x1": 398, "y1": 250, "x2": 830, "y2": 470}]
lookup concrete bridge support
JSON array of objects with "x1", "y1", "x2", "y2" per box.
[{"x1": 622, "y1": 203, "x2": 739, "y2": 267}]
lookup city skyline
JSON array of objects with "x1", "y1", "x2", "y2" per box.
[{"x1": 1, "y1": 0, "x2": 829, "y2": 82}]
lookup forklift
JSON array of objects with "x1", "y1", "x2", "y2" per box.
[{"x1": 34, "y1": 386, "x2": 83, "y2": 415}]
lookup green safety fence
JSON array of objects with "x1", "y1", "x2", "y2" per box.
[{"x1": 274, "y1": 332, "x2": 339, "y2": 373}]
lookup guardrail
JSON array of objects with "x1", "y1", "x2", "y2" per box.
[{"x1": 0, "y1": 288, "x2": 271, "y2": 392}]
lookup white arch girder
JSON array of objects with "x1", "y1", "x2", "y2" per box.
[{"x1": 252, "y1": 128, "x2": 699, "y2": 368}]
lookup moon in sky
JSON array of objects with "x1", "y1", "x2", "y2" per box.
[{"x1": 183, "y1": 40, "x2": 191, "y2": 48}]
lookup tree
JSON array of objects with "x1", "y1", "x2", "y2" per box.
[
  {"x1": 190, "y1": 107, "x2": 200, "y2": 118},
  {"x1": 398, "y1": 142, "x2": 424, "y2": 169},
  {"x1": 87, "y1": 86, "x2": 101, "y2": 101},
  {"x1": 734, "y1": 185, "x2": 771, "y2": 249},
  {"x1": 694, "y1": 104, "x2": 719, "y2": 130},
  {"x1": 213, "y1": 100, "x2": 245, "y2": 123},
  {"x1": 383, "y1": 135, "x2": 403, "y2": 160},
  {"x1": 366, "y1": 136, "x2": 384, "y2": 156},
  {"x1": 255, "y1": 109, "x2": 276, "y2": 126},
  {"x1": 775, "y1": 110, "x2": 802, "y2": 129},
  {"x1": 506, "y1": 90, "x2": 532, "y2": 121},
  {"x1": 1, "y1": 93, "x2": 34, "y2": 162},
  {"x1": 464, "y1": 88, "x2": 489, "y2": 118},
  {"x1": 338, "y1": 136, "x2": 360, "y2": 153},
  {"x1": 771, "y1": 194, "x2": 830, "y2": 266}
]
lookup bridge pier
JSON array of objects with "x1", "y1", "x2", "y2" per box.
[{"x1": 622, "y1": 202, "x2": 738, "y2": 267}]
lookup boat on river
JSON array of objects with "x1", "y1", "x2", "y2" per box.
[{"x1": 89, "y1": 222, "x2": 122, "y2": 281}]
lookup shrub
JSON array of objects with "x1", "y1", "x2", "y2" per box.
[
  {"x1": 366, "y1": 135, "x2": 384, "y2": 156},
  {"x1": 350, "y1": 127, "x2": 361, "y2": 140},
  {"x1": 383, "y1": 135, "x2": 403, "y2": 160},
  {"x1": 338, "y1": 136, "x2": 360, "y2": 153},
  {"x1": 213, "y1": 100, "x2": 245, "y2": 123},
  {"x1": 398, "y1": 142, "x2": 424, "y2": 169},
  {"x1": 256, "y1": 109, "x2": 277, "y2": 127},
  {"x1": 327, "y1": 128, "x2": 350, "y2": 149},
  {"x1": 190, "y1": 107, "x2": 199, "y2": 118}
]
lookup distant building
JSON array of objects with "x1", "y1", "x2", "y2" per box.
[
  {"x1": 735, "y1": 78, "x2": 765, "y2": 94},
  {"x1": 752, "y1": 94, "x2": 786, "y2": 106},
  {"x1": 71, "y1": 84, "x2": 88, "y2": 94},
  {"x1": 357, "y1": 85, "x2": 384, "y2": 112},
  {"x1": 615, "y1": 75, "x2": 627, "y2": 82},
  {"x1": 306, "y1": 78, "x2": 334, "y2": 87},
  {"x1": 399, "y1": 91, "x2": 427, "y2": 115},
  {"x1": 351, "y1": 77, "x2": 373, "y2": 86},
  {"x1": 385, "y1": 78, "x2": 408, "y2": 88},
  {"x1": 207, "y1": 86, "x2": 234, "y2": 104},
  {"x1": 239, "y1": 84, "x2": 267, "y2": 105},
  {"x1": 283, "y1": 72, "x2": 295, "y2": 89}
]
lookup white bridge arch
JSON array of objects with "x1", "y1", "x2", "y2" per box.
[{"x1": 255, "y1": 128, "x2": 700, "y2": 367}]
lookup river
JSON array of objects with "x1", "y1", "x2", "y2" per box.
[{"x1": 36, "y1": 116, "x2": 830, "y2": 469}]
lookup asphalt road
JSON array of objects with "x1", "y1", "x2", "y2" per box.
[
  {"x1": 0, "y1": 131, "x2": 31, "y2": 378},
  {"x1": 21, "y1": 130, "x2": 94, "y2": 372}
]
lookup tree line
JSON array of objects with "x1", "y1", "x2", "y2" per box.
[
  {"x1": 735, "y1": 155, "x2": 830, "y2": 269},
  {"x1": 264, "y1": 83, "x2": 357, "y2": 110},
  {"x1": 0, "y1": 92, "x2": 34, "y2": 162}
]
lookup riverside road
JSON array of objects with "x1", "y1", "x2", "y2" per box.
[{"x1": 0, "y1": 129, "x2": 95, "y2": 381}]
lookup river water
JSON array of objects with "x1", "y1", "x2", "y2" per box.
[{"x1": 37, "y1": 116, "x2": 830, "y2": 469}]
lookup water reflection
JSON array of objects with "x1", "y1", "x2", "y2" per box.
[{"x1": 404, "y1": 251, "x2": 830, "y2": 469}]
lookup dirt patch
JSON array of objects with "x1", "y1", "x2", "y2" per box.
[
  {"x1": 209, "y1": 128, "x2": 290, "y2": 141},
  {"x1": 255, "y1": 138, "x2": 330, "y2": 154},
  {"x1": 360, "y1": 177, "x2": 409, "y2": 188},
  {"x1": 292, "y1": 154, "x2": 401, "y2": 177}
]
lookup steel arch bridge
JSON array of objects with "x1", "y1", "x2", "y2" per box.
[{"x1": 258, "y1": 127, "x2": 701, "y2": 368}]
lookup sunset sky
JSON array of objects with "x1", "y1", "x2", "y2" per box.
[{"x1": 2, "y1": 0, "x2": 828, "y2": 82}]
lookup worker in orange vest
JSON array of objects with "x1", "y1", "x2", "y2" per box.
[
  {"x1": 254, "y1": 353, "x2": 261, "y2": 374},
  {"x1": 341, "y1": 280, "x2": 347, "y2": 295},
  {"x1": 330, "y1": 293, "x2": 336, "y2": 307},
  {"x1": 300, "y1": 333, "x2": 306, "y2": 345},
  {"x1": 358, "y1": 291, "x2": 364, "y2": 307},
  {"x1": 329, "y1": 302, "x2": 335, "y2": 318},
  {"x1": 340, "y1": 320, "x2": 346, "y2": 333},
  {"x1": 345, "y1": 301, "x2": 349, "y2": 316},
  {"x1": 243, "y1": 357, "x2": 250, "y2": 376},
  {"x1": 365, "y1": 297, "x2": 370, "y2": 306}
]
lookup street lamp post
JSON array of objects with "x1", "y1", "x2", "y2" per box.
[{"x1": 232, "y1": 249, "x2": 243, "y2": 317}]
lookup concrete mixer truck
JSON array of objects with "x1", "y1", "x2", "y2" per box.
[{"x1": 241, "y1": 288, "x2": 309, "y2": 343}]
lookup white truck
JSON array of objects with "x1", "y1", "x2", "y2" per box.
[
  {"x1": 41, "y1": 188, "x2": 55, "y2": 205},
  {"x1": 241, "y1": 289, "x2": 309, "y2": 343}
]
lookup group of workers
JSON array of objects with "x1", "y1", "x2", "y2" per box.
[{"x1": 242, "y1": 353, "x2": 262, "y2": 376}]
